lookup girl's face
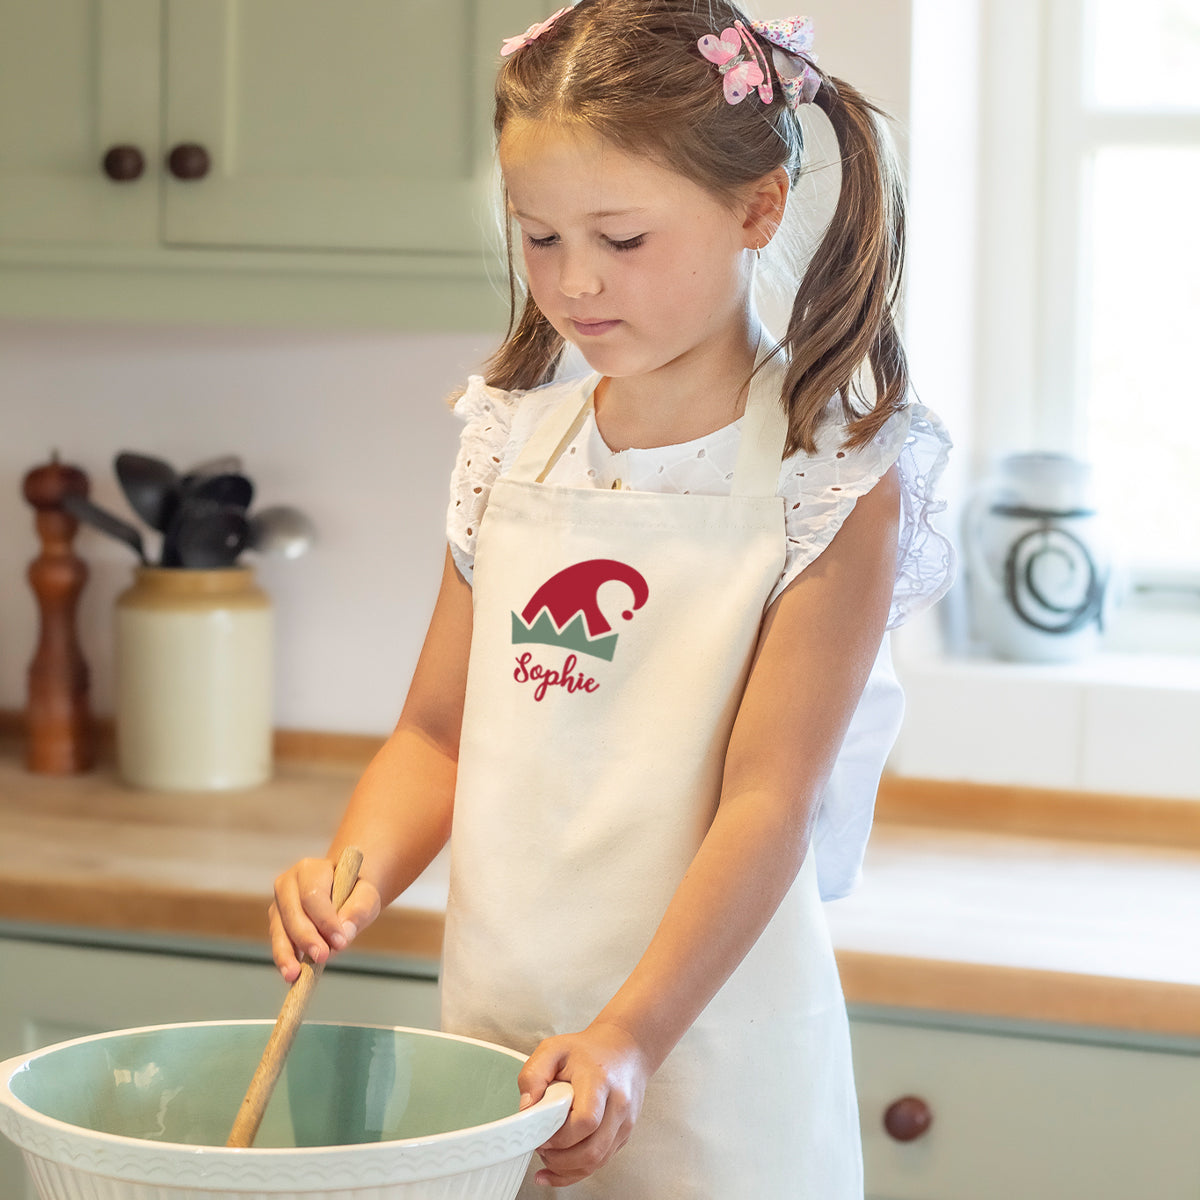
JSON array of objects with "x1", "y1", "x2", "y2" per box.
[{"x1": 500, "y1": 120, "x2": 762, "y2": 383}]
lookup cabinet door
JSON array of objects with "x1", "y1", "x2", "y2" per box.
[
  {"x1": 161, "y1": 0, "x2": 544, "y2": 254},
  {"x1": 0, "y1": 937, "x2": 439, "y2": 1199},
  {"x1": 852, "y1": 1017, "x2": 1200, "y2": 1200},
  {"x1": 0, "y1": 0, "x2": 160, "y2": 245}
]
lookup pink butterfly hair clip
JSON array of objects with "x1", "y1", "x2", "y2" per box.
[
  {"x1": 501, "y1": 6, "x2": 571, "y2": 57},
  {"x1": 699, "y1": 15, "x2": 820, "y2": 110},
  {"x1": 697, "y1": 21, "x2": 773, "y2": 105}
]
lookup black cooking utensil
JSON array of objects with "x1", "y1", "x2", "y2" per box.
[
  {"x1": 160, "y1": 475, "x2": 254, "y2": 565},
  {"x1": 62, "y1": 493, "x2": 148, "y2": 563},
  {"x1": 114, "y1": 452, "x2": 181, "y2": 532},
  {"x1": 175, "y1": 502, "x2": 250, "y2": 567},
  {"x1": 191, "y1": 472, "x2": 254, "y2": 511}
]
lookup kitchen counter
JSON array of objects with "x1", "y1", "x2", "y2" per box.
[
  {"x1": 2, "y1": 732, "x2": 1198, "y2": 1038},
  {"x1": 0, "y1": 738, "x2": 447, "y2": 963}
]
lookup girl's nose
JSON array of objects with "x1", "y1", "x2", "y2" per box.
[{"x1": 558, "y1": 249, "x2": 602, "y2": 298}]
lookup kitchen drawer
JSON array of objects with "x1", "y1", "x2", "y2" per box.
[{"x1": 852, "y1": 1017, "x2": 1200, "y2": 1200}]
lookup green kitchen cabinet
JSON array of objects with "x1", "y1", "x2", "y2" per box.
[
  {"x1": 852, "y1": 1012, "x2": 1200, "y2": 1200},
  {"x1": 7, "y1": 930, "x2": 1197, "y2": 1198},
  {"x1": 0, "y1": 0, "x2": 544, "y2": 330},
  {"x1": 0, "y1": 931, "x2": 440, "y2": 1199}
]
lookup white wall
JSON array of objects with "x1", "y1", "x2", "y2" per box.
[
  {"x1": 771, "y1": 0, "x2": 912, "y2": 126},
  {"x1": 1, "y1": 1, "x2": 918, "y2": 738},
  {"x1": 2, "y1": 323, "x2": 495, "y2": 733}
]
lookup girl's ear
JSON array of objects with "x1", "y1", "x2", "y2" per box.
[{"x1": 741, "y1": 167, "x2": 790, "y2": 251}]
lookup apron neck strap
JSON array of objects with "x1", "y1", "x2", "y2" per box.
[
  {"x1": 507, "y1": 374, "x2": 604, "y2": 485},
  {"x1": 507, "y1": 341, "x2": 790, "y2": 496},
  {"x1": 731, "y1": 346, "x2": 789, "y2": 497}
]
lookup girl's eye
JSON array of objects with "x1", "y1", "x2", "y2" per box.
[{"x1": 522, "y1": 232, "x2": 644, "y2": 251}]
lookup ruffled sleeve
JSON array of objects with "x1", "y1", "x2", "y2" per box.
[
  {"x1": 769, "y1": 401, "x2": 955, "y2": 627},
  {"x1": 446, "y1": 376, "x2": 523, "y2": 583},
  {"x1": 888, "y1": 404, "x2": 956, "y2": 627}
]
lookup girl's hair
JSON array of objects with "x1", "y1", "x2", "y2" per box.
[{"x1": 483, "y1": 0, "x2": 908, "y2": 455}]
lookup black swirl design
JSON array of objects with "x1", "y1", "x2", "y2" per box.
[{"x1": 1002, "y1": 522, "x2": 1105, "y2": 636}]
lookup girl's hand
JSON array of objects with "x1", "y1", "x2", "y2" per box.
[
  {"x1": 518, "y1": 1021, "x2": 651, "y2": 1188},
  {"x1": 269, "y1": 856, "x2": 381, "y2": 982}
]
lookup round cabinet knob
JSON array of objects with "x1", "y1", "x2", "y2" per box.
[
  {"x1": 166, "y1": 142, "x2": 210, "y2": 180},
  {"x1": 101, "y1": 144, "x2": 145, "y2": 182},
  {"x1": 883, "y1": 1095, "x2": 933, "y2": 1142}
]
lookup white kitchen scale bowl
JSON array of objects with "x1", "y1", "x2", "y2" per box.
[{"x1": 0, "y1": 1020, "x2": 571, "y2": 1199}]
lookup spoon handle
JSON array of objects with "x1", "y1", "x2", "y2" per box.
[
  {"x1": 61, "y1": 493, "x2": 147, "y2": 563},
  {"x1": 226, "y1": 845, "x2": 363, "y2": 1148}
]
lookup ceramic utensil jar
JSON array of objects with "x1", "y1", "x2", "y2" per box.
[
  {"x1": 964, "y1": 453, "x2": 1110, "y2": 663},
  {"x1": 115, "y1": 568, "x2": 273, "y2": 789}
]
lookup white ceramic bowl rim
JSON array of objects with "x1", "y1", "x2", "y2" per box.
[{"x1": 0, "y1": 1020, "x2": 573, "y2": 1191}]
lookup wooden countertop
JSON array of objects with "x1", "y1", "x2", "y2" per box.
[{"x1": 2, "y1": 733, "x2": 1198, "y2": 1039}]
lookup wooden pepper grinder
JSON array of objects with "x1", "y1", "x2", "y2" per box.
[{"x1": 23, "y1": 453, "x2": 95, "y2": 773}]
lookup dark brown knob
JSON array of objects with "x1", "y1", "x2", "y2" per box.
[
  {"x1": 167, "y1": 142, "x2": 210, "y2": 180},
  {"x1": 102, "y1": 144, "x2": 145, "y2": 182},
  {"x1": 884, "y1": 1095, "x2": 932, "y2": 1142}
]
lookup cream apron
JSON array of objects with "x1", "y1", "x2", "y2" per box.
[{"x1": 442, "y1": 356, "x2": 863, "y2": 1199}]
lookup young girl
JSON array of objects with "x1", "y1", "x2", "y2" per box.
[{"x1": 270, "y1": 2, "x2": 953, "y2": 1195}]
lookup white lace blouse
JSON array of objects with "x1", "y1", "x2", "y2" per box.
[
  {"x1": 448, "y1": 373, "x2": 954, "y2": 622},
  {"x1": 445, "y1": 372, "x2": 956, "y2": 899}
]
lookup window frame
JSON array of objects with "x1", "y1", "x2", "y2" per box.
[
  {"x1": 973, "y1": 0, "x2": 1200, "y2": 620},
  {"x1": 1041, "y1": 0, "x2": 1200, "y2": 453}
]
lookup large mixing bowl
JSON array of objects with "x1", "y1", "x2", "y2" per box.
[{"x1": 0, "y1": 1021, "x2": 572, "y2": 1199}]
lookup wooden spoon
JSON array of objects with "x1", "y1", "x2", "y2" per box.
[{"x1": 226, "y1": 845, "x2": 363, "y2": 1148}]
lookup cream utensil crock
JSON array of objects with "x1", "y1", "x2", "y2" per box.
[
  {"x1": 963, "y1": 452, "x2": 1109, "y2": 663},
  {"x1": 115, "y1": 567, "x2": 272, "y2": 789}
]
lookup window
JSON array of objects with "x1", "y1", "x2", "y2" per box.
[{"x1": 1042, "y1": 0, "x2": 1200, "y2": 580}]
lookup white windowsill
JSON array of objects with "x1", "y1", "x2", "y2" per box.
[{"x1": 890, "y1": 621, "x2": 1200, "y2": 801}]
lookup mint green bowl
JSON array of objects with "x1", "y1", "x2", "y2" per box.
[{"x1": 0, "y1": 1021, "x2": 572, "y2": 1199}]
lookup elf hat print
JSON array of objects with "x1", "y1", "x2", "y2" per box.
[{"x1": 511, "y1": 558, "x2": 649, "y2": 662}]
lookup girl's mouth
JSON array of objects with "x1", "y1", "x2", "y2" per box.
[{"x1": 570, "y1": 319, "x2": 621, "y2": 336}]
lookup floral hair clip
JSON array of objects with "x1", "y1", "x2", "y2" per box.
[
  {"x1": 501, "y1": 7, "x2": 571, "y2": 57},
  {"x1": 752, "y1": 17, "x2": 820, "y2": 109},
  {"x1": 699, "y1": 15, "x2": 819, "y2": 110}
]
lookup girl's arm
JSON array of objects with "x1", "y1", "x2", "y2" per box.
[
  {"x1": 522, "y1": 466, "x2": 902, "y2": 1188},
  {"x1": 268, "y1": 547, "x2": 472, "y2": 981}
]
